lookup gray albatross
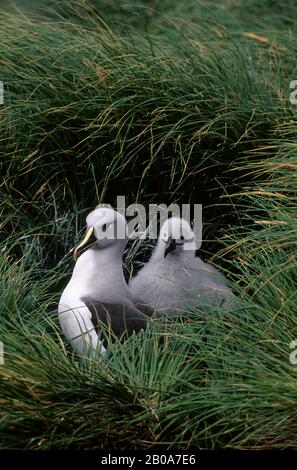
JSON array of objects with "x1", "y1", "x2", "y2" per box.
[
  {"x1": 58, "y1": 207, "x2": 151, "y2": 357},
  {"x1": 129, "y1": 217, "x2": 234, "y2": 317}
]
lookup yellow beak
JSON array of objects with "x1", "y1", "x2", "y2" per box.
[{"x1": 72, "y1": 226, "x2": 94, "y2": 260}]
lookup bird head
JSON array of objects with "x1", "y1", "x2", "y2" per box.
[
  {"x1": 160, "y1": 217, "x2": 196, "y2": 258},
  {"x1": 72, "y1": 207, "x2": 127, "y2": 260}
]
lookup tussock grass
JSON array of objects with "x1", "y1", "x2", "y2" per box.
[{"x1": 0, "y1": 0, "x2": 297, "y2": 449}]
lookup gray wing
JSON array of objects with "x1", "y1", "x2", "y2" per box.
[
  {"x1": 134, "y1": 302, "x2": 155, "y2": 317},
  {"x1": 81, "y1": 297, "x2": 148, "y2": 339}
]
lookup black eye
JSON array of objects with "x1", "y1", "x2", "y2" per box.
[
  {"x1": 102, "y1": 223, "x2": 107, "y2": 232},
  {"x1": 181, "y1": 236, "x2": 184, "y2": 240}
]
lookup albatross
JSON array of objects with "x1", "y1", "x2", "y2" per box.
[
  {"x1": 58, "y1": 207, "x2": 150, "y2": 358},
  {"x1": 129, "y1": 217, "x2": 234, "y2": 316}
]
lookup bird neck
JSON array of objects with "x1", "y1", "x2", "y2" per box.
[
  {"x1": 152, "y1": 239, "x2": 196, "y2": 261},
  {"x1": 70, "y1": 247, "x2": 127, "y2": 293},
  {"x1": 182, "y1": 240, "x2": 197, "y2": 253}
]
